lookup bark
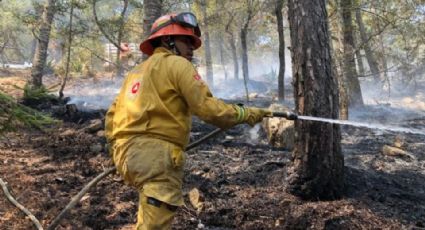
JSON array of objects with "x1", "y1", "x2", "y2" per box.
[
  {"x1": 355, "y1": 3, "x2": 381, "y2": 85},
  {"x1": 240, "y1": 0, "x2": 256, "y2": 102},
  {"x1": 0, "y1": 33, "x2": 9, "y2": 55},
  {"x1": 287, "y1": 0, "x2": 344, "y2": 200},
  {"x1": 142, "y1": 0, "x2": 163, "y2": 60},
  {"x1": 275, "y1": 0, "x2": 285, "y2": 101},
  {"x1": 341, "y1": 0, "x2": 363, "y2": 107},
  {"x1": 30, "y1": 38, "x2": 38, "y2": 62},
  {"x1": 116, "y1": 0, "x2": 129, "y2": 77},
  {"x1": 354, "y1": 32, "x2": 365, "y2": 78},
  {"x1": 30, "y1": 0, "x2": 57, "y2": 89},
  {"x1": 199, "y1": 0, "x2": 214, "y2": 87},
  {"x1": 59, "y1": 3, "x2": 74, "y2": 99},
  {"x1": 218, "y1": 35, "x2": 228, "y2": 80},
  {"x1": 240, "y1": 25, "x2": 250, "y2": 102},
  {"x1": 225, "y1": 13, "x2": 239, "y2": 80},
  {"x1": 328, "y1": 0, "x2": 347, "y2": 119},
  {"x1": 240, "y1": 19, "x2": 250, "y2": 82}
]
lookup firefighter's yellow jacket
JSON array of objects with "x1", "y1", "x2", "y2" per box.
[
  {"x1": 104, "y1": 47, "x2": 269, "y2": 208},
  {"x1": 105, "y1": 47, "x2": 244, "y2": 149}
]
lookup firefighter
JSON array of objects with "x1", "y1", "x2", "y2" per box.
[{"x1": 105, "y1": 12, "x2": 271, "y2": 229}]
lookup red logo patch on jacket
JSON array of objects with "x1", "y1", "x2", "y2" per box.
[
  {"x1": 194, "y1": 74, "x2": 202, "y2": 81},
  {"x1": 131, "y1": 82, "x2": 140, "y2": 94}
]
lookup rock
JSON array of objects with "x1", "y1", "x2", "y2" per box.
[
  {"x1": 188, "y1": 188, "x2": 204, "y2": 211},
  {"x1": 86, "y1": 119, "x2": 103, "y2": 133},
  {"x1": 381, "y1": 145, "x2": 410, "y2": 157},
  {"x1": 60, "y1": 129, "x2": 76, "y2": 137},
  {"x1": 90, "y1": 143, "x2": 103, "y2": 153},
  {"x1": 66, "y1": 104, "x2": 78, "y2": 114},
  {"x1": 393, "y1": 135, "x2": 406, "y2": 148},
  {"x1": 96, "y1": 130, "x2": 105, "y2": 137},
  {"x1": 52, "y1": 105, "x2": 67, "y2": 116},
  {"x1": 262, "y1": 117, "x2": 294, "y2": 149},
  {"x1": 263, "y1": 104, "x2": 296, "y2": 149}
]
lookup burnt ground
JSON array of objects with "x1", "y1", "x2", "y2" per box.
[
  {"x1": 0, "y1": 70, "x2": 425, "y2": 230},
  {"x1": 0, "y1": 101, "x2": 424, "y2": 230}
]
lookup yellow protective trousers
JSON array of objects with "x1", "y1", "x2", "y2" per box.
[{"x1": 111, "y1": 136, "x2": 186, "y2": 229}]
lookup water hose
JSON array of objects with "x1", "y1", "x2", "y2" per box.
[{"x1": 270, "y1": 111, "x2": 298, "y2": 120}]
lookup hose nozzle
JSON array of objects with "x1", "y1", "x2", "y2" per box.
[{"x1": 271, "y1": 111, "x2": 298, "y2": 120}]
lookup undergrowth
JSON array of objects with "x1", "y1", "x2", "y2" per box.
[{"x1": 0, "y1": 91, "x2": 59, "y2": 133}]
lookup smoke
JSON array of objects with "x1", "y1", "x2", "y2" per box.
[
  {"x1": 348, "y1": 76, "x2": 425, "y2": 128},
  {"x1": 196, "y1": 51, "x2": 293, "y2": 99},
  {"x1": 248, "y1": 124, "x2": 262, "y2": 144},
  {"x1": 64, "y1": 77, "x2": 123, "y2": 110}
]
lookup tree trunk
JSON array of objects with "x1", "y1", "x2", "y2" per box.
[
  {"x1": 199, "y1": 0, "x2": 214, "y2": 88},
  {"x1": 354, "y1": 32, "x2": 365, "y2": 78},
  {"x1": 229, "y1": 34, "x2": 239, "y2": 80},
  {"x1": 287, "y1": 0, "x2": 344, "y2": 200},
  {"x1": 275, "y1": 0, "x2": 285, "y2": 101},
  {"x1": 328, "y1": 1, "x2": 349, "y2": 120},
  {"x1": 341, "y1": 0, "x2": 363, "y2": 107},
  {"x1": 355, "y1": 2, "x2": 381, "y2": 85},
  {"x1": 143, "y1": 0, "x2": 163, "y2": 60},
  {"x1": 30, "y1": 0, "x2": 56, "y2": 89},
  {"x1": 0, "y1": 33, "x2": 9, "y2": 56},
  {"x1": 116, "y1": 0, "x2": 129, "y2": 77},
  {"x1": 218, "y1": 35, "x2": 228, "y2": 80},
  {"x1": 240, "y1": 25, "x2": 250, "y2": 102},
  {"x1": 225, "y1": 13, "x2": 239, "y2": 80},
  {"x1": 59, "y1": 3, "x2": 74, "y2": 99}
]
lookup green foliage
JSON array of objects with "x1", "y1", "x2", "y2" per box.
[
  {"x1": 0, "y1": 92, "x2": 58, "y2": 133},
  {"x1": 22, "y1": 84, "x2": 57, "y2": 102}
]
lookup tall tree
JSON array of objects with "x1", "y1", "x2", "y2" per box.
[
  {"x1": 355, "y1": 0, "x2": 381, "y2": 85},
  {"x1": 287, "y1": 0, "x2": 344, "y2": 200},
  {"x1": 215, "y1": 1, "x2": 228, "y2": 80},
  {"x1": 30, "y1": 0, "x2": 57, "y2": 89},
  {"x1": 341, "y1": 0, "x2": 363, "y2": 107},
  {"x1": 240, "y1": 0, "x2": 259, "y2": 102},
  {"x1": 224, "y1": 11, "x2": 239, "y2": 80},
  {"x1": 353, "y1": 32, "x2": 365, "y2": 78},
  {"x1": 275, "y1": 0, "x2": 285, "y2": 101},
  {"x1": 143, "y1": 0, "x2": 163, "y2": 60},
  {"x1": 197, "y1": 0, "x2": 214, "y2": 87},
  {"x1": 58, "y1": 1, "x2": 74, "y2": 99},
  {"x1": 328, "y1": 0, "x2": 349, "y2": 119}
]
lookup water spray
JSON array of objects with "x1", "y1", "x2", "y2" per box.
[{"x1": 270, "y1": 111, "x2": 425, "y2": 136}]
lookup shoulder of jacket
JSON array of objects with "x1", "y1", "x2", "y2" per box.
[{"x1": 166, "y1": 55, "x2": 193, "y2": 68}]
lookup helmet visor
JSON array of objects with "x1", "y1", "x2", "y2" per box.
[
  {"x1": 150, "y1": 12, "x2": 201, "y2": 37},
  {"x1": 175, "y1": 12, "x2": 197, "y2": 28}
]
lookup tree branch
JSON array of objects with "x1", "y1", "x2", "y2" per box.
[
  {"x1": 92, "y1": 0, "x2": 120, "y2": 50},
  {"x1": 0, "y1": 178, "x2": 43, "y2": 230}
]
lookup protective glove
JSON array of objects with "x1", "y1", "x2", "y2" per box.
[{"x1": 236, "y1": 106, "x2": 272, "y2": 126}]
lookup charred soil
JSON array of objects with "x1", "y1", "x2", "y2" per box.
[{"x1": 1, "y1": 100, "x2": 425, "y2": 229}]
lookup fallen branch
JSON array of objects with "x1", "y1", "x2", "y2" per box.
[
  {"x1": 46, "y1": 167, "x2": 115, "y2": 230},
  {"x1": 0, "y1": 178, "x2": 44, "y2": 230},
  {"x1": 47, "y1": 128, "x2": 223, "y2": 229}
]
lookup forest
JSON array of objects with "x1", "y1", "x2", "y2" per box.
[{"x1": 0, "y1": 0, "x2": 424, "y2": 229}]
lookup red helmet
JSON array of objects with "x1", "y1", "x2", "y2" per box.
[{"x1": 140, "y1": 12, "x2": 202, "y2": 56}]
